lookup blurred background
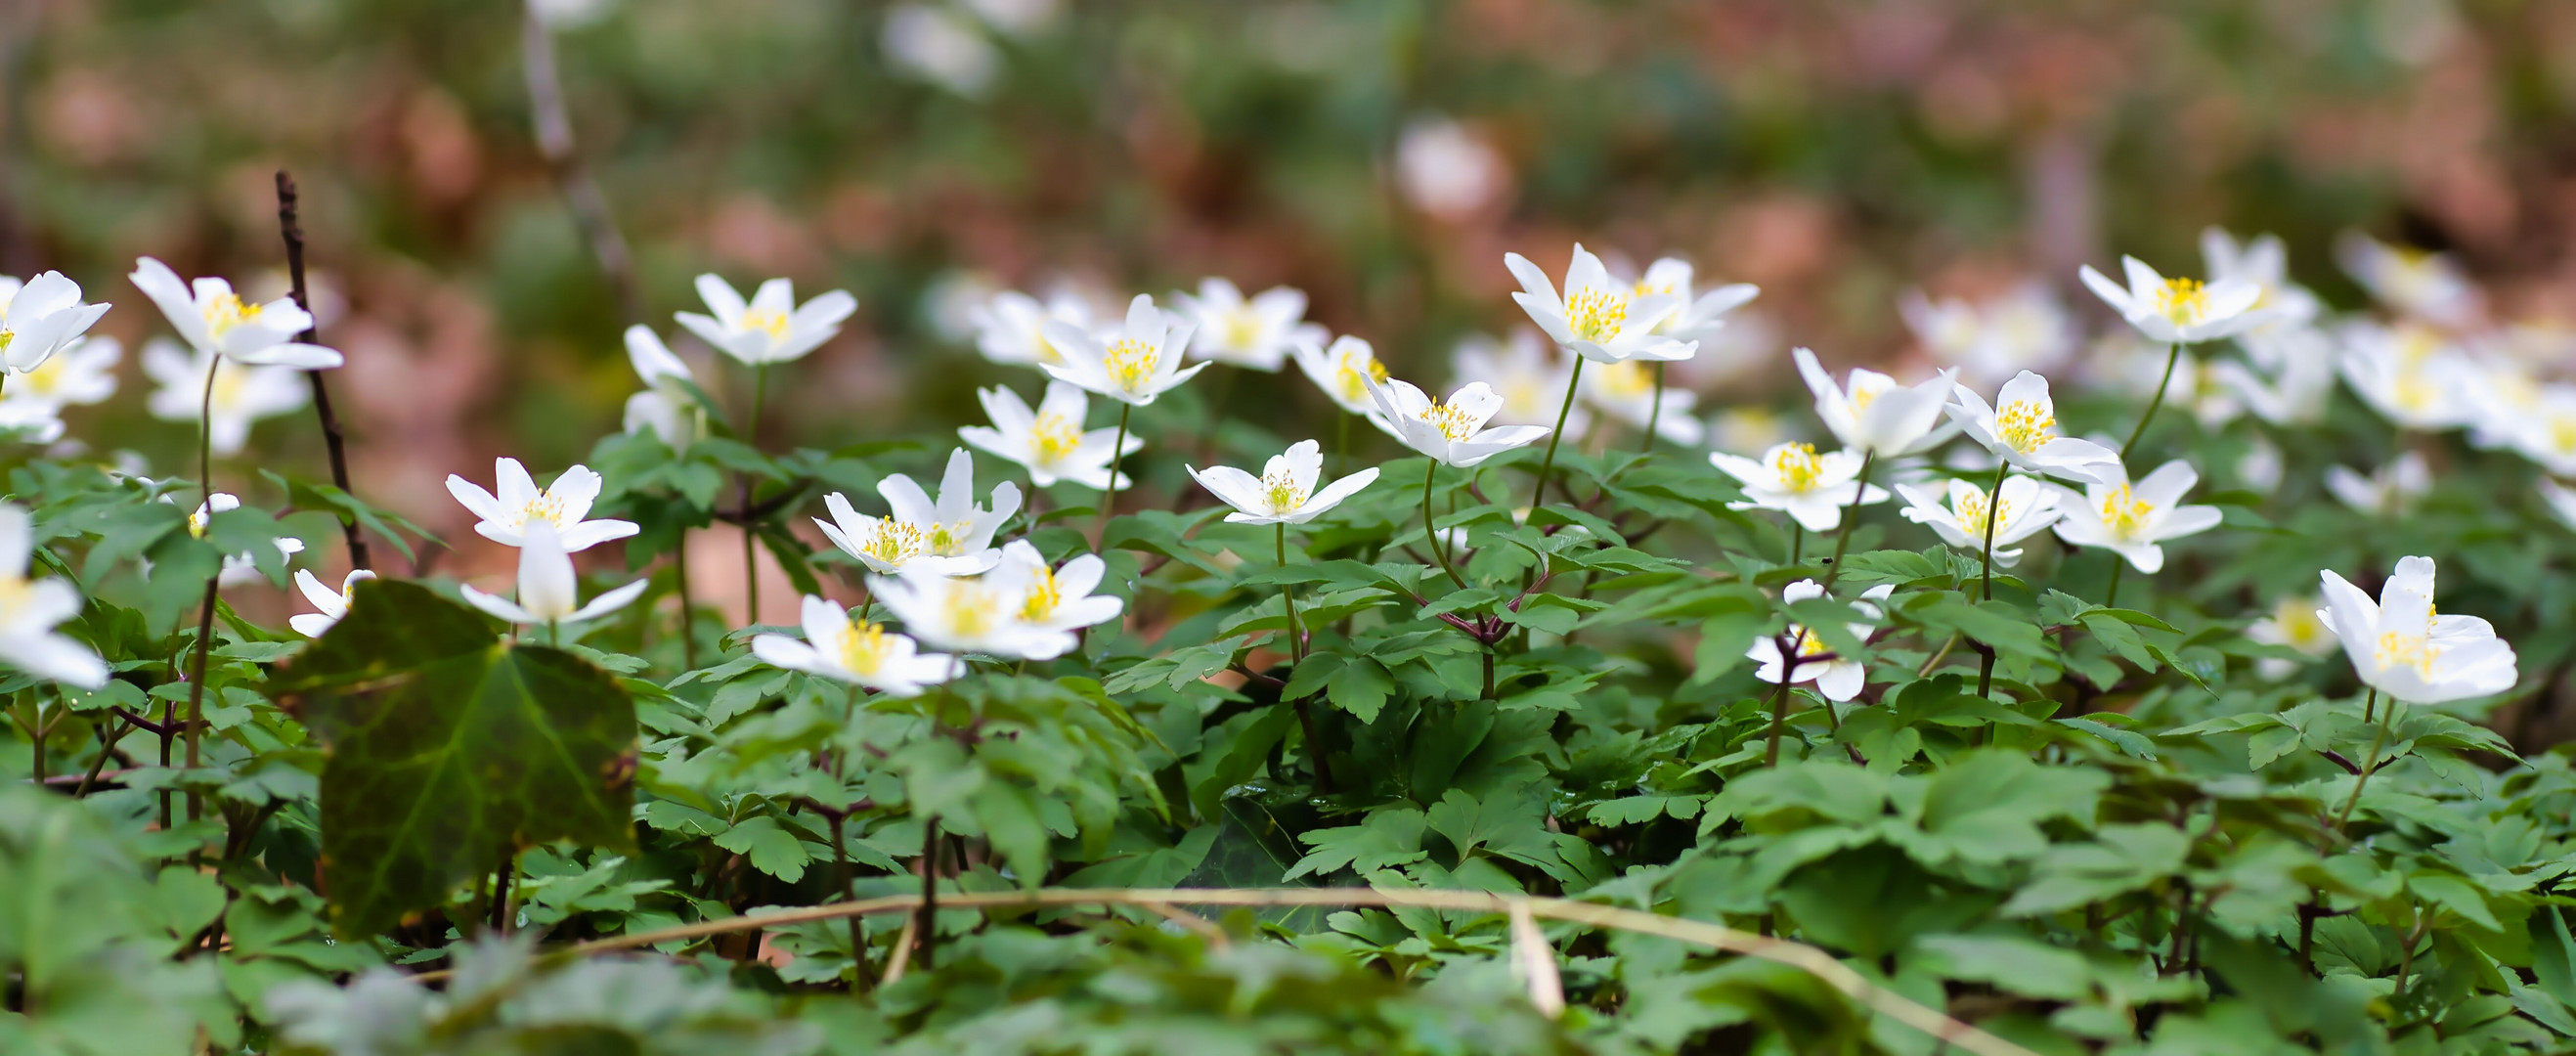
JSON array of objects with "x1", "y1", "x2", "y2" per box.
[{"x1": 8, "y1": 0, "x2": 2576, "y2": 614}]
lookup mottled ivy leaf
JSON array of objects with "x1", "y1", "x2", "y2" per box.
[{"x1": 268, "y1": 579, "x2": 636, "y2": 938}]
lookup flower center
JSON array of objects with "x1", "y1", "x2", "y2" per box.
[
  {"x1": 2099, "y1": 484, "x2": 2153, "y2": 537},
  {"x1": 2392, "y1": 372, "x2": 2439, "y2": 412},
  {"x1": 837, "y1": 618, "x2": 894, "y2": 676},
  {"x1": 1597, "y1": 361, "x2": 1653, "y2": 400},
  {"x1": 209, "y1": 362, "x2": 251, "y2": 412},
  {"x1": 2154, "y1": 278, "x2": 2209, "y2": 324},
  {"x1": 1029, "y1": 412, "x2": 1081, "y2": 462},
  {"x1": 1418, "y1": 400, "x2": 1477, "y2": 442},
  {"x1": 1223, "y1": 310, "x2": 1264, "y2": 350},
  {"x1": 0, "y1": 574, "x2": 30, "y2": 616},
  {"x1": 1565, "y1": 287, "x2": 1629, "y2": 343},
  {"x1": 942, "y1": 582, "x2": 1001, "y2": 639},
  {"x1": 517, "y1": 493, "x2": 565, "y2": 529},
  {"x1": 2549, "y1": 416, "x2": 2576, "y2": 456},
  {"x1": 862, "y1": 521, "x2": 924, "y2": 565},
  {"x1": 741, "y1": 307, "x2": 792, "y2": 340},
  {"x1": 1025, "y1": 321, "x2": 1064, "y2": 366},
  {"x1": 203, "y1": 292, "x2": 264, "y2": 339},
  {"x1": 1260, "y1": 468, "x2": 1309, "y2": 513},
  {"x1": 1957, "y1": 489, "x2": 2009, "y2": 537},
  {"x1": 925, "y1": 518, "x2": 976, "y2": 556},
  {"x1": 1793, "y1": 629, "x2": 1830, "y2": 657},
  {"x1": 1334, "y1": 352, "x2": 1388, "y2": 404},
  {"x1": 1019, "y1": 565, "x2": 1061, "y2": 624},
  {"x1": 1994, "y1": 400, "x2": 2056, "y2": 454},
  {"x1": 2375, "y1": 629, "x2": 2438, "y2": 678},
  {"x1": 1768, "y1": 442, "x2": 1823, "y2": 492},
  {"x1": 19, "y1": 354, "x2": 65, "y2": 396},
  {"x1": 1105, "y1": 338, "x2": 1157, "y2": 391}
]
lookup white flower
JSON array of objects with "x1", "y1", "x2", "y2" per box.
[
  {"x1": 1746, "y1": 580, "x2": 1894, "y2": 702},
  {"x1": 0, "y1": 271, "x2": 109, "y2": 373},
  {"x1": 2045, "y1": 461, "x2": 2223, "y2": 573},
  {"x1": 2200, "y1": 227, "x2": 2322, "y2": 331},
  {"x1": 1504, "y1": 244, "x2": 1695, "y2": 364},
  {"x1": 458, "y1": 520, "x2": 650, "y2": 627},
  {"x1": 527, "y1": 0, "x2": 615, "y2": 29},
  {"x1": 1946, "y1": 372, "x2": 2122, "y2": 484},
  {"x1": 1709, "y1": 406, "x2": 1791, "y2": 456},
  {"x1": 1792, "y1": 346, "x2": 1956, "y2": 457},
  {"x1": 2323, "y1": 452, "x2": 2430, "y2": 517},
  {"x1": 2538, "y1": 477, "x2": 2576, "y2": 535},
  {"x1": 2317, "y1": 555, "x2": 2515, "y2": 704},
  {"x1": 883, "y1": 2, "x2": 1001, "y2": 97},
  {"x1": 446, "y1": 458, "x2": 640, "y2": 553},
  {"x1": 1362, "y1": 377, "x2": 1550, "y2": 468},
  {"x1": 2336, "y1": 232, "x2": 2482, "y2": 327},
  {"x1": 1580, "y1": 360, "x2": 1703, "y2": 446},
  {"x1": 1295, "y1": 334, "x2": 1395, "y2": 417},
  {"x1": 1395, "y1": 118, "x2": 1510, "y2": 221},
  {"x1": 972, "y1": 289, "x2": 1091, "y2": 368},
  {"x1": 0, "y1": 504, "x2": 107, "y2": 687},
  {"x1": 2077, "y1": 255, "x2": 2267, "y2": 345},
  {"x1": 1189, "y1": 440, "x2": 1379, "y2": 525},
  {"x1": 2236, "y1": 436, "x2": 2285, "y2": 492},
  {"x1": 621, "y1": 326, "x2": 700, "y2": 449},
  {"x1": 1896, "y1": 475, "x2": 2061, "y2": 567},
  {"x1": 129, "y1": 257, "x2": 340, "y2": 369},
  {"x1": 1175, "y1": 278, "x2": 1318, "y2": 372},
  {"x1": 752, "y1": 594, "x2": 956, "y2": 697},
  {"x1": 959, "y1": 379, "x2": 1140, "y2": 490},
  {"x1": 1623, "y1": 257, "x2": 1758, "y2": 344},
  {"x1": 987, "y1": 539, "x2": 1123, "y2": 643},
  {"x1": 2336, "y1": 321, "x2": 2473, "y2": 431},
  {"x1": 1040, "y1": 294, "x2": 1207, "y2": 406},
  {"x1": 675, "y1": 274, "x2": 856, "y2": 367},
  {"x1": 1452, "y1": 329, "x2": 1576, "y2": 428},
  {"x1": 142, "y1": 338, "x2": 310, "y2": 455},
  {"x1": 866, "y1": 565, "x2": 1060, "y2": 659},
  {"x1": 1900, "y1": 283, "x2": 2074, "y2": 388},
  {"x1": 2208, "y1": 325, "x2": 2336, "y2": 427},
  {"x1": 185, "y1": 493, "x2": 306, "y2": 587},
  {"x1": 5, "y1": 334, "x2": 117, "y2": 412},
  {"x1": 814, "y1": 448, "x2": 1020, "y2": 576},
  {"x1": 0, "y1": 401, "x2": 62, "y2": 443},
  {"x1": 1711, "y1": 442, "x2": 1888, "y2": 532},
  {"x1": 2246, "y1": 594, "x2": 2336, "y2": 681},
  {"x1": 289, "y1": 569, "x2": 378, "y2": 638}
]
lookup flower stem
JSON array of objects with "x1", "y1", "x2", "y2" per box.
[
  {"x1": 1533, "y1": 357, "x2": 1589, "y2": 511},
  {"x1": 1278, "y1": 521, "x2": 1335, "y2": 791},
  {"x1": 180, "y1": 353, "x2": 223, "y2": 825},
  {"x1": 2105, "y1": 558, "x2": 2124, "y2": 608},
  {"x1": 1097, "y1": 402, "x2": 1132, "y2": 543},
  {"x1": 1277, "y1": 522, "x2": 1302, "y2": 664},
  {"x1": 2333, "y1": 689, "x2": 2389, "y2": 832},
  {"x1": 1334, "y1": 412, "x2": 1351, "y2": 477},
  {"x1": 1421, "y1": 459, "x2": 1466, "y2": 590},
  {"x1": 2121, "y1": 342, "x2": 2179, "y2": 462},
  {"x1": 673, "y1": 539, "x2": 697, "y2": 668},
  {"x1": 1817, "y1": 451, "x2": 1875, "y2": 592},
  {"x1": 1639, "y1": 362, "x2": 1664, "y2": 454},
  {"x1": 1973, "y1": 463, "x2": 2011, "y2": 699},
  {"x1": 741, "y1": 363, "x2": 768, "y2": 624},
  {"x1": 1764, "y1": 632, "x2": 1805, "y2": 768}
]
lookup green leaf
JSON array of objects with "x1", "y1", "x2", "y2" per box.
[
  {"x1": 268, "y1": 579, "x2": 636, "y2": 938},
  {"x1": 1899, "y1": 750, "x2": 2108, "y2": 867},
  {"x1": 712, "y1": 815, "x2": 811, "y2": 883},
  {"x1": 1288, "y1": 808, "x2": 1428, "y2": 880}
]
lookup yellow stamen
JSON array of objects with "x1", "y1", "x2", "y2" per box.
[
  {"x1": 837, "y1": 618, "x2": 894, "y2": 677},
  {"x1": 1105, "y1": 337, "x2": 1157, "y2": 391},
  {"x1": 741, "y1": 307, "x2": 792, "y2": 340},
  {"x1": 1768, "y1": 443, "x2": 1823, "y2": 492},
  {"x1": 1261, "y1": 468, "x2": 1309, "y2": 513},
  {"x1": 2375, "y1": 629, "x2": 2438, "y2": 678},
  {"x1": 203, "y1": 292, "x2": 264, "y2": 339},
  {"x1": 2099, "y1": 484, "x2": 2153, "y2": 537},
  {"x1": 1565, "y1": 287, "x2": 1629, "y2": 344},
  {"x1": 942, "y1": 583, "x2": 999, "y2": 639},
  {"x1": 1956, "y1": 488, "x2": 2011, "y2": 537},
  {"x1": 517, "y1": 493, "x2": 566, "y2": 529},
  {"x1": 1993, "y1": 401, "x2": 2056, "y2": 454},
  {"x1": 924, "y1": 518, "x2": 977, "y2": 556},
  {"x1": 2153, "y1": 277, "x2": 2209, "y2": 324},
  {"x1": 1020, "y1": 565, "x2": 1062, "y2": 624},
  {"x1": 861, "y1": 521, "x2": 924, "y2": 566},
  {"x1": 1418, "y1": 399, "x2": 1478, "y2": 441},
  {"x1": 1333, "y1": 352, "x2": 1388, "y2": 405},
  {"x1": 1223, "y1": 310, "x2": 1264, "y2": 351},
  {"x1": 1596, "y1": 361, "x2": 1653, "y2": 400},
  {"x1": 1029, "y1": 412, "x2": 1081, "y2": 462}
]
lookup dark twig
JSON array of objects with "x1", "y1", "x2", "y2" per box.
[
  {"x1": 523, "y1": 12, "x2": 642, "y2": 325},
  {"x1": 276, "y1": 171, "x2": 369, "y2": 571}
]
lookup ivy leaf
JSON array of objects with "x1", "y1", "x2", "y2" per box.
[{"x1": 269, "y1": 579, "x2": 636, "y2": 938}]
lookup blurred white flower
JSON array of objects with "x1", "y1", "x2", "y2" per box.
[
  {"x1": 1505, "y1": 245, "x2": 1695, "y2": 364},
  {"x1": 1709, "y1": 406, "x2": 1793, "y2": 456},
  {"x1": 1622, "y1": 257, "x2": 1758, "y2": 345},
  {"x1": 987, "y1": 539, "x2": 1123, "y2": 642},
  {"x1": 1746, "y1": 580, "x2": 1893, "y2": 702},
  {"x1": 185, "y1": 493, "x2": 306, "y2": 587},
  {"x1": 1711, "y1": 442, "x2": 1887, "y2": 533},
  {"x1": 1946, "y1": 372, "x2": 2122, "y2": 485},
  {"x1": 1041, "y1": 294, "x2": 1206, "y2": 406},
  {"x1": 1362, "y1": 377, "x2": 1550, "y2": 468},
  {"x1": 1176, "y1": 279, "x2": 1319, "y2": 372},
  {"x1": 2336, "y1": 232, "x2": 2481, "y2": 327},
  {"x1": 676, "y1": 274, "x2": 855, "y2": 367},
  {"x1": 1291, "y1": 334, "x2": 1392, "y2": 418},
  {"x1": 459, "y1": 520, "x2": 649, "y2": 627},
  {"x1": 2078, "y1": 256, "x2": 2268, "y2": 345},
  {"x1": 2236, "y1": 436, "x2": 2285, "y2": 492},
  {"x1": 2210, "y1": 325, "x2": 2336, "y2": 427},
  {"x1": 143, "y1": 338, "x2": 309, "y2": 456},
  {"x1": 972, "y1": 288, "x2": 1092, "y2": 369},
  {"x1": 0, "y1": 271, "x2": 109, "y2": 373},
  {"x1": 1792, "y1": 346, "x2": 1955, "y2": 457},
  {"x1": 753, "y1": 594, "x2": 955, "y2": 697},
  {"x1": 2539, "y1": 477, "x2": 2576, "y2": 535},
  {"x1": 446, "y1": 458, "x2": 640, "y2": 553},
  {"x1": 2324, "y1": 452, "x2": 2430, "y2": 517},
  {"x1": 815, "y1": 448, "x2": 1021, "y2": 576},
  {"x1": 621, "y1": 326, "x2": 701, "y2": 449},
  {"x1": 1899, "y1": 283, "x2": 2073, "y2": 388},
  {"x1": 5, "y1": 334, "x2": 117, "y2": 414},
  {"x1": 1450, "y1": 330, "x2": 1573, "y2": 429},
  {"x1": 1896, "y1": 474, "x2": 2061, "y2": 567},
  {"x1": 2337, "y1": 321, "x2": 2473, "y2": 431},
  {"x1": 0, "y1": 504, "x2": 107, "y2": 688},
  {"x1": 2046, "y1": 461, "x2": 2222, "y2": 573},
  {"x1": 869, "y1": 560, "x2": 1069, "y2": 659},
  {"x1": 2317, "y1": 555, "x2": 2515, "y2": 704},
  {"x1": 2200, "y1": 227, "x2": 2322, "y2": 331},
  {"x1": 527, "y1": 0, "x2": 615, "y2": 30},
  {"x1": 2246, "y1": 594, "x2": 2336, "y2": 681},
  {"x1": 290, "y1": 569, "x2": 378, "y2": 638},
  {"x1": 959, "y1": 379, "x2": 1138, "y2": 491},
  {"x1": 1395, "y1": 119, "x2": 1510, "y2": 221},
  {"x1": 1580, "y1": 360, "x2": 1701, "y2": 446},
  {"x1": 958, "y1": 0, "x2": 1062, "y2": 35},
  {"x1": 1669, "y1": 308, "x2": 1780, "y2": 389},
  {"x1": 884, "y1": 3, "x2": 1001, "y2": 97},
  {"x1": 130, "y1": 257, "x2": 339, "y2": 369},
  {"x1": 1189, "y1": 439, "x2": 1379, "y2": 525}
]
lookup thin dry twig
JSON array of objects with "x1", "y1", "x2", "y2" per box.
[{"x1": 411, "y1": 886, "x2": 2035, "y2": 1056}]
